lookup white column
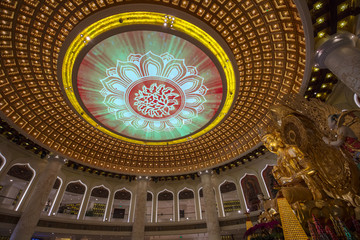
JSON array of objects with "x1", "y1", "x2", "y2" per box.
[
  {"x1": 129, "y1": 191, "x2": 136, "y2": 222},
  {"x1": 78, "y1": 185, "x2": 92, "y2": 220},
  {"x1": 105, "y1": 190, "x2": 115, "y2": 221},
  {"x1": 152, "y1": 192, "x2": 157, "y2": 222},
  {"x1": 10, "y1": 155, "x2": 64, "y2": 240},
  {"x1": 199, "y1": 171, "x2": 221, "y2": 240},
  {"x1": 194, "y1": 188, "x2": 201, "y2": 220},
  {"x1": 131, "y1": 176, "x2": 148, "y2": 240},
  {"x1": 214, "y1": 186, "x2": 225, "y2": 217},
  {"x1": 315, "y1": 32, "x2": 360, "y2": 95}
]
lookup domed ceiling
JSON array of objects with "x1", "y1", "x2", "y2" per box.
[{"x1": 0, "y1": 0, "x2": 307, "y2": 175}]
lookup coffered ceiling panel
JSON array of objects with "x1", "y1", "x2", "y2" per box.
[{"x1": 0, "y1": 0, "x2": 306, "y2": 175}]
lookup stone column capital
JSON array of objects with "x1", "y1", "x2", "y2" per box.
[
  {"x1": 198, "y1": 169, "x2": 212, "y2": 176},
  {"x1": 47, "y1": 154, "x2": 67, "y2": 164},
  {"x1": 136, "y1": 176, "x2": 150, "y2": 181},
  {"x1": 314, "y1": 32, "x2": 357, "y2": 68}
]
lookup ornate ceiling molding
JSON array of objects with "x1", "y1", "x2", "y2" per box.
[{"x1": 0, "y1": 0, "x2": 309, "y2": 175}]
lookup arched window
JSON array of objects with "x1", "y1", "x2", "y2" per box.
[
  {"x1": 240, "y1": 175, "x2": 262, "y2": 212},
  {"x1": 157, "y1": 190, "x2": 174, "y2": 222},
  {"x1": 58, "y1": 181, "x2": 87, "y2": 219},
  {"x1": 0, "y1": 164, "x2": 35, "y2": 211},
  {"x1": 219, "y1": 181, "x2": 241, "y2": 216},
  {"x1": 85, "y1": 186, "x2": 110, "y2": 221},
  {"x1": 178, "y1": 188, "x2": 196, "y2": 221},
  {"x1": 111, "y1": 189, "x2": 132, "y2": 222}
]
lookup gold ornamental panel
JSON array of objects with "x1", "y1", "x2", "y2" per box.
[{"x1": 0, "y1": 0, "x2": 306, "y2": 175}]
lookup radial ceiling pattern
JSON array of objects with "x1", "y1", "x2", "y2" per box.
[
  {"x1": 0, "y1": 0, "x2": 306, "y2": 175},
  {"x1": 76, "y1": 30, "x2": 224, "y2": 142}
]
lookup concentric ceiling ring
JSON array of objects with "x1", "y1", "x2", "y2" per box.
[
  {"x1": 0, "y1": 1, "x2": 309, "y2": 175},
  {"x1": 62, "y1": 12, "x2": 236, "y2": 145}
]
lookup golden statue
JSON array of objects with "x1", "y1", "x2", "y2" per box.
[
  {"x1": 264, "y1": 96, "x2": 360, "y2": 206},
  {"x1": 262, "y1": 129, "x2": 326, "y2": 201},
  {"x1": 259, "y1": 95, "x2": 360, "y2": 226}
]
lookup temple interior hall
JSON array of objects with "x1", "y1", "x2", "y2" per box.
[{"x1": 0, "y1": 0, "x2": 360, "y2": 240}]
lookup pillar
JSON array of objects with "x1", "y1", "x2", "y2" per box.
[
  {"x1": 152, "y1": 192, "x2": 157, "y2": 222},
  {"x1": 131, "y1": 176, "x2": 149, "y2": 240},
  {"x1": 315, "y1": 32, "x2": 360, "y2": 95},
  {"x1": 199, "y1": 171, "x2": 221, "y2": 240},
  {"x1": 174, "y1": 192, "x2": 179, "y2": 221},
  {"x1": 194, "y1": 188, "x2": 201, "y2": 220},
  {"x1": 10, "y1": 155, "x2": 64, "y2": 240},
  {"x1": 104, "y1": 190, "x2": 115, "y2": 221}
]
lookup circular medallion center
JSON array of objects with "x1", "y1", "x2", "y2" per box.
[
  {"x1": 126, "y1": 77, "x2": 185, "y2": 120},
  {"x1": 76, "y1": 30, "x2": 226, "y2": 141}
]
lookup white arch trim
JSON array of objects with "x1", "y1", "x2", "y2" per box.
[
  {"x1": 87, "y1": 184, "x2": 111, "y2": 222},
  {"x1": 260, "y1": 164, "x2": 275, "y2": 198},
  {"x1": 147, "y1": 191, "x2": 154, "y2": 223},
  {"x1": 0, "y1": 152, "x2": 7, "y2": 172},
  {"x1": 198, "y1": 187, "x2": 203, "y2": 220},
  {"x1": 177, "y1": 187, "x2": 195, "y2": 221},
  {"x1": 48, "y1": 177, "x2": 63, "y2": 216},
  {"x1": 156, "y1": 189, "x2": 175, "y2": 223},
  {"x1": 14, "y1": 163, "x2": 36, "y2": 211},
  {"x1": 110, "y1": 187, "x2": 133, "y2": 223}
]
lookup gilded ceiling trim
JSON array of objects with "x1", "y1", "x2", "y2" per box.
[{"x1": 62, "y1": 11, "x2": 235, "y2": 145}]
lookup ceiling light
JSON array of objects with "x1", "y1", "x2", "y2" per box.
[{"x1": 314, "y1": 2, "x2": 322, "y2": 10}]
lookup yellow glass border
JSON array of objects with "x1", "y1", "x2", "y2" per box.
[{"x1": 62, "y1": 12, "x2": 235, "y2": 145}]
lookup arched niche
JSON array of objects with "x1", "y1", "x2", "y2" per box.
[
  {"x1": 219, "y1": 181, "x2": 241, "y2": 216},
  {"x1": 58, "y1": 181, "x2": 87, "y2": 219},
  {"x1": 240, "y1": 174, "x2": 262, "y2": 212},
  {"x1": 111, "y1": 188, "x2": 132, "y2": 222},
  {"x1": 0, "y1": 163, "x2": 35, "y2": 211},
  {"x1": 261, "y1": 165, "x2": 279, "y2": 199},
  {"x1": 157, "y1": 189, "x2": 174, "y2": 222},
  {"x1": 178, "y1": 188, "x2": 195, "y2": 221},
  {"x1": 85, "y1": 185, "x2": 110, "y2": 221}
]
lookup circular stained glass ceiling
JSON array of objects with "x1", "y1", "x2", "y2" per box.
[{"x1": 77, "y1": 31, "x2": 223, "y2": 141}]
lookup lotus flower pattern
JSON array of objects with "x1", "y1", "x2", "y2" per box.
[{"x1": 99, "y1": 51, "x2": 208, "y2": 132}]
